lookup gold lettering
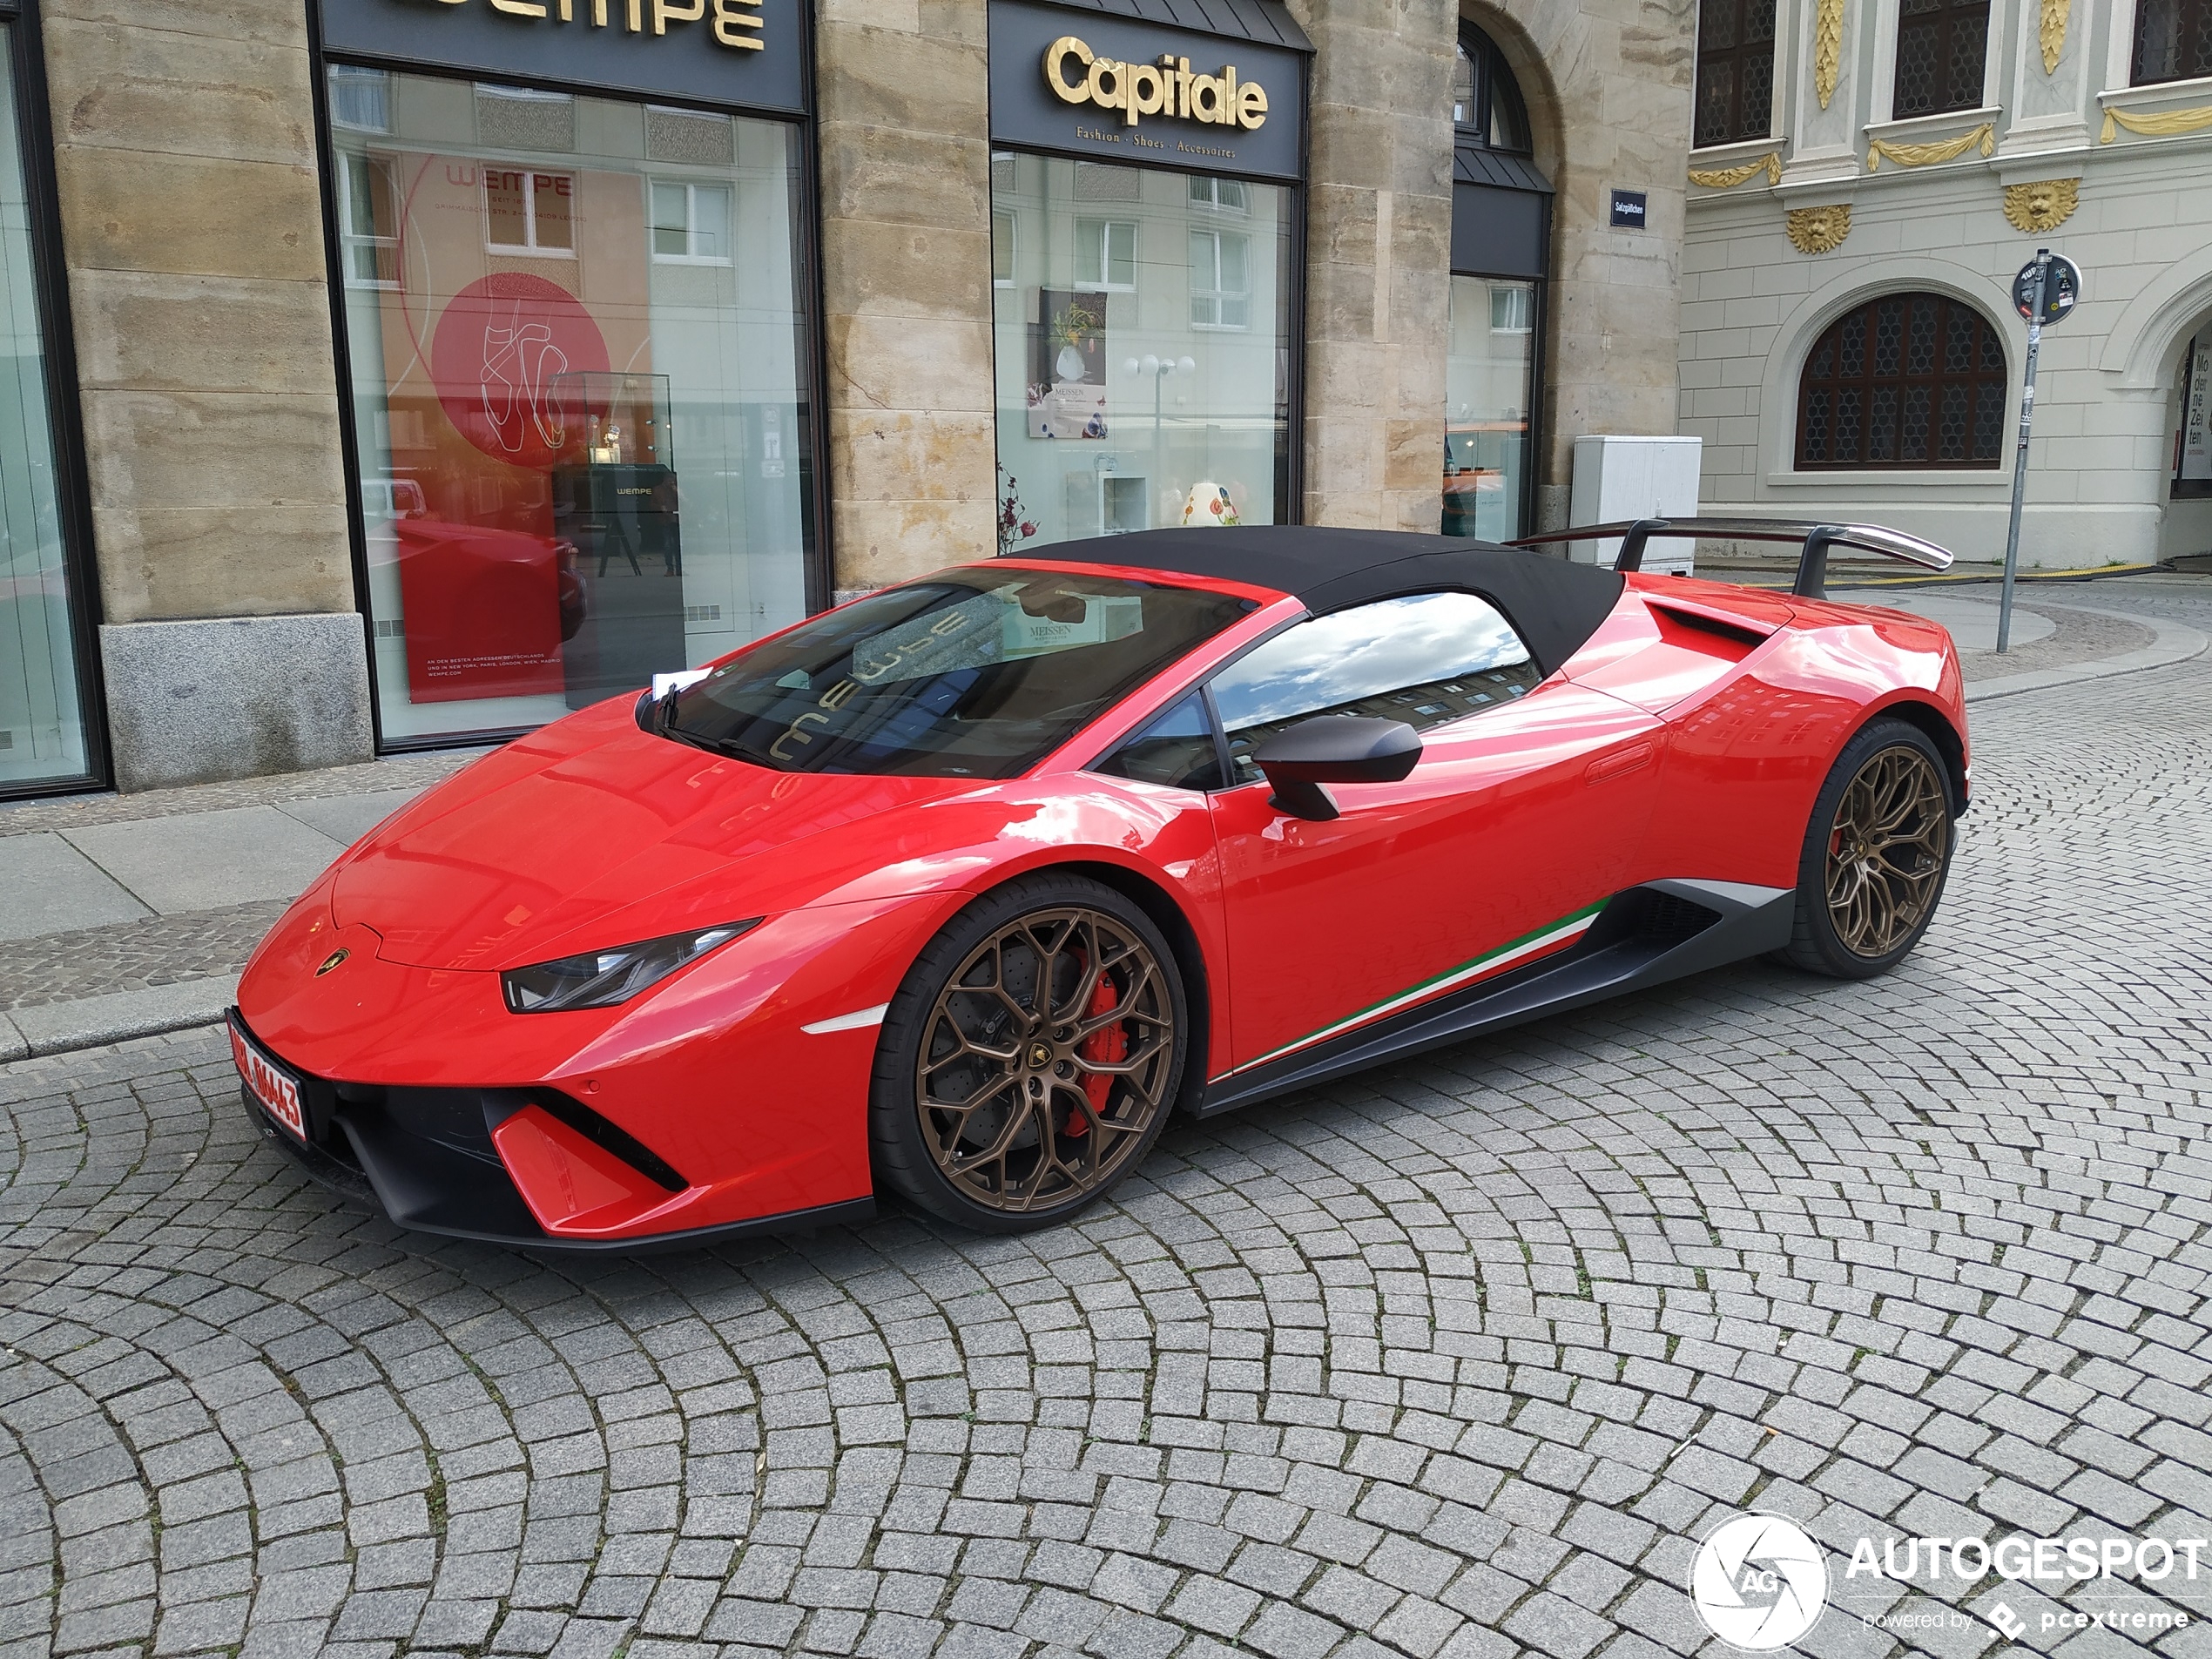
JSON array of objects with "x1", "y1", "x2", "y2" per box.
[
  {"x1": 1189, "y1": 73, "x2": 1225, "y2": 124},
  {"x1": 652, "y1": 0, "x2": 702, "y2": 31},
  {"x1": 1221, "y1": 64, "x2": 1236, "y2": 125},
  {"x1": 1085, "y1": 57, "x2": 1125, "y2": 112},
  {"x1": 590, "y1": 0, "x2": 607, "y2": 24},
  {"x1": 769, "y1": 711, "x2": 831, "y2": 762},
  {"x1": 711, "y1": 0, "x2": 764, "y2": 47},
  {"x1": 1043, "y1": 35, "x2": 1093, "y2": 103},
  {"x1": 1238, "y1": 81, "x2": 1268, "y2": 128},
  {"x1": 1177, "y1": 57, "x2": 1192, "y2": 118},
  {"x1": 816, "y1": 678, "x2": 859, "y2": 711},
  {"x1": 1128, "y1": 62, "x2": 1166, "y2": 120},
  {"x1": 626, "y1": 0, "x2": 642, "y2": 31},
  {"x1": 556, "y1": 0, "x2": 571, "y2": 18},
  {"x1": 489, "y1": 0, "x2": 549, "y2": 14}
]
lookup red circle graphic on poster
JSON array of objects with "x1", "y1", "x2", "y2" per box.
[{"x1": 430, "y1": 273, "x2": 610, "y2": 471}]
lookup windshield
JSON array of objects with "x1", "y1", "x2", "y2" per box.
[{"x1": 660, "y1": 568, "x2": 1255, "y2": 777}]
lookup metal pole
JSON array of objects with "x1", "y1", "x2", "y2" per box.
[{"x1": 1997, "y1": 249, "x2": 2050, "y2": 654}]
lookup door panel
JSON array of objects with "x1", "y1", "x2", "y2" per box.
[{"x1": 1211, "y1": 679, "x2": 1662, "y2": 1074}]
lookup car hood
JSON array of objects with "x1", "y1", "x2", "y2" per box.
[{"x1": 334, "y1": 698, "x2": 981, "y2": 970}]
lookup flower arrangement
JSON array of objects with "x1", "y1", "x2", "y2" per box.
[{"x1": 996, "y1": 463, "x2": 1039, "y2": 556}]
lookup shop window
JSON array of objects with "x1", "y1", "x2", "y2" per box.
[
  {"x1": 992, "y1": 209, "x2": 1017, "y2": 287},
  {"x1": 338, "y1": 152, "x2": 398, "y2": 288},
  {"x1": 485, "y1": 168, "x2": 575, "y2": 254},
  {"x1": 1796, "y1": 293, "x2": 2006, "y2": 469},
  {"x1": 1074, "y1": 219, "x2": 1136, "y2": 290},
  {"x1": 1892, "y1": 0, "x2": 1989, "y2": 119},
  {"x1": 1694, "y1": 0, "x2": 1777, "y2": 147},
  {"x1": 2133, "y1": 0, "x2": 2212, "y2": 84},
  {"x1": 650, "y1": 180, "x2": 732, "y2": 262},
  {"x1": 1444, "y1": 276, "x2": 1537, "y2": 541},
  {"x1": 990, "y1": 152, "x2": 1292, "y2": 548},
  {"x1": 1452, "y1": 24, "x2": 1533, "y2": 152},
  {"x1": 0, "y1": 24, "x2": 97, "y2": 792},
  {"x1": 328, "y1": 67, "x2": 818, "y2": 745},
  {"x1": 1189, "y1": 230, "x2": 1251, "y2": 329},
  {"x1": 2175, "y1": 327, "x2": 2212, "y2": 498}
]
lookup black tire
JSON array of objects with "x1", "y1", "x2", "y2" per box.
[
  {"x1": 869, "y1": 872, "x2": 1190, "y2": 1233},
  {"x1": 1775, "y1": 716, "x2": 1955, "y2": 979}
]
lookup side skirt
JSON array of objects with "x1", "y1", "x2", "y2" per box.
[{"x1": 1194, "y1": 879, "x2": 1794, "y2": 1119}]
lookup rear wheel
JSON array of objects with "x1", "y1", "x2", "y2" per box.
[
  {"x1": 869, "y1": 873, "x2": 1188, "y2": 1232},
  {"x1": 1775, "y1": 717, "x2": 1954, "y2": 979}
]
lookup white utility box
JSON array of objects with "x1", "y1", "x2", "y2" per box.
[{"x1": 1567, "y1": 435, "x2": 1703, "y2": 575}]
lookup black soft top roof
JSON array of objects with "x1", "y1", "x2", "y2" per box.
[{"x1": 1012, "y1": 526, "x2": 1626, "y2": 677}]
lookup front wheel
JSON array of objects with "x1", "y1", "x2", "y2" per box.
[
  {"x1": 869, "y1": 873, "x2": 1189, "y2": 1232},
  {"x1": 1774, "y1": 717, "x2": 1955, "y2": 979}
]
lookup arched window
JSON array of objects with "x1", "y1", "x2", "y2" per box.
[
  {"x1": 1452, "y1": 24, "x2": 1532, "y2": 152},
  {"x1": 1796, "y1": 293, "x2": 2006, "y2": 469}
]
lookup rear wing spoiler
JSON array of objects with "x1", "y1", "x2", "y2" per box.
[{"x1": 1509, "y1": 516, "x2": 1953, "y2": 602}]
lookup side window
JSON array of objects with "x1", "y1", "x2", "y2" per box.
[
  {"x1": 1210, "y1": 591, "x2": 1540, "y2": 784},
  {"x1": 1095, "y1": 692, "x2": 1224, "y2": 792}
]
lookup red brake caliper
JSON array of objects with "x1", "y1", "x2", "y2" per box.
[{"x1": 1070, "y1": 973, "x2": 1124, "y2": 1136}]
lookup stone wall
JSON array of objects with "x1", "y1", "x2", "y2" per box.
[
  {"x1": 43, "y1": 0, "x2": 368, "y2": 786},
  {"x1": 813, "y1": 0, "x2": 999, "y2": 596},
  {"x1": 1288, "y1": 0, "x2": 1460, "y2": 534}
]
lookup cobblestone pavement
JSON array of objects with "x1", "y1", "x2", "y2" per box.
[{"x1": 2, "y1": 592, "x2": 2210, "y2": 1659}]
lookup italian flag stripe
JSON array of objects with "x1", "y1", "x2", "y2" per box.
[{"x1": 1224, "y1": 900, "x2": 1609, "y2": 1078}]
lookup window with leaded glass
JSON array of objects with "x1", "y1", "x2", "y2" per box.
[
  {"x1": 1694, "y1": 0, "x2": 1777, "y2": 148},
  {"x1": 2132, "y1": 0, "x2": 2212, "y2": 84},
  {"x1": 1796, "y1": 294, "x2": 2006, "y2": 469},
  {"x1": 1892, "y1": 0, "x2": 1989, "y2": 118}
]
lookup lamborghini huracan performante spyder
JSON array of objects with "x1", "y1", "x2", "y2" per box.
[{"x1": 233, "y1": 523, "x2": 1969, "y2": 1246}]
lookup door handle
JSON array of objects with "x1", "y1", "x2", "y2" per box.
[{"x1": 1584, "y1": 738, "x2": 1656, "y2": 784}]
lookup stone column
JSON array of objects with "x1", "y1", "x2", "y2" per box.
[
  {"x1": 44, "y1": 0, "x2": 368, "y2": 789},
  {"x1": 1287, "y1": 0, "x2": 1460, "y2": 533},
  {"x1": 1484, "y1": 0, "x2": 1696, "y2": 526},
  {"x1": 814, "y1": 0, "x2": 999, "y2": 597}
]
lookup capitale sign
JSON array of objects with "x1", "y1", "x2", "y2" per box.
[{"x1": 988, "y1": 0, "x2": 1306, "y2": 183}]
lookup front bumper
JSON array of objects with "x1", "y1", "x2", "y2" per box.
[{"x1": 230, "y1": 1008, "x2": 874, "y2": 1251}]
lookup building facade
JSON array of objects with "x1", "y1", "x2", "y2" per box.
[
  {"x1": 1680, "y1": 0, "x2": 2212, "y2": 568},
  {"x1": 0, "y1": 0, "x2": 1693, "y2": 799}
]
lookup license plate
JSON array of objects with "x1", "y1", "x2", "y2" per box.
[{"x1": 230, "y1": 1020, "x2": 306, "y2": 1142}]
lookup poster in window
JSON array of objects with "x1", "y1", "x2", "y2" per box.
[
  {"x1": 2183, "y1": 334, "x2": 2211, "y2": 482},
  {"x1": 1027, "y1": 289, "x2": 1109, "y2": 440}
]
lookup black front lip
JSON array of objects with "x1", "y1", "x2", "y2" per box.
[{"x1": 232, "y1": 1008, "x2": 875, "y2": 1254}]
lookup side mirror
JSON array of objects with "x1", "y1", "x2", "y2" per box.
[{"x1": 1251, "y1": 716, "x2": 1422, "y2": 821}]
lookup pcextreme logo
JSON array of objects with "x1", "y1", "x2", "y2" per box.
[{"x1": 1689, "y1": 1513, "x2": 1831, "y2": 1650}]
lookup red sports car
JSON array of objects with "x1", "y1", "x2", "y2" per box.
[{"x1": 232, "y1": 522, "x2": 1967, "y2": 1248}]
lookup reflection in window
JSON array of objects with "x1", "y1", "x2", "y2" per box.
[
  {"x1": 650, "y1": 180, "x2": 732, "y2": 262},
  {"x1": 1444, "y1": 276, "x2": 1535, "y2": 542},
  {"x1": 1892, "y1": 0, "x2": 1989, "y2": 118},
  {"x1": 2132, "y1": 0, "x2": 2212, "y2": 84},
  {"x1": 339, "y1": 152, "x2": 399, "y2": 288},
  {"x1": 329, "y1": 68, "x2": 817, "y2": 745},
  {"x1": 1095, "y1": 692, "x2": 1223, "y2": 792},
  {"x1": 1211, "y1": 593, "x2": 1539, "y2": 782},
  {"x1": 1189, "y1": 230, "x2": 1251, "y2": 329},
  {"x1": 1796, "y1": 293, "x2": 2006, "y2": 469},
  {"x1": 485, "y1": 168, "x2": 575, "y2": 253},
  {"x1": 1075, "y1": 219, "x2": 1136, "y2": 290},
  {"x1": 1188, "y1": 177, "x2": 1248, "y2": 212},
  {"x1": 329, "y1": 64, "x2": 390, "y2": 132},
  {"x1": 992, "y1": 209, "x2": 1016, "y2": 286},
  {"x1": 1694, "y1": 0, "x2": 1777, "y2": 147},
  {"x1": 2173, "y1": 328, "x2": 2212, "y2": 499}
]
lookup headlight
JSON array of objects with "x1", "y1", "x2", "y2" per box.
[{"x1": 502, "y1": 921, "x2": 762, "y2": 1014}]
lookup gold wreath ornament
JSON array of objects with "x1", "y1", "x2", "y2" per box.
[
  {"x1": 2101, "y1": 104, "x2": 2212, "y2": 141},
  {"x1": 2040, "y1": 0, "x2": 2068, "y2": 72},
  {"x1": 1866, "y1": 122, "x2": 1995, "y2": 170},
  {"x1": 1689, "y1": 153, "x2": 1784, "y2": 188},
  {"x1": 1815, "y1": 0, "x2": 1844, "y2": 108}
]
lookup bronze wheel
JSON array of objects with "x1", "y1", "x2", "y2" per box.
[
  {"x1": 1823, "y1": 745, "x2": 1949, "y2": 957},
  {"x1": 871, "y1": 875, "x2": 1190, "y2": 1231},
  {"x1": 1777, "y1": 717, "x2": 1956, "y2": 979}
]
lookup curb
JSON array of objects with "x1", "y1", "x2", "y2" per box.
[
  {"x1": 1961, "y1": 601, "x2": 2210, "y2": 704},
  {"x1": 0, "y1": 975, "x2": 238, "y2": 1064}
]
